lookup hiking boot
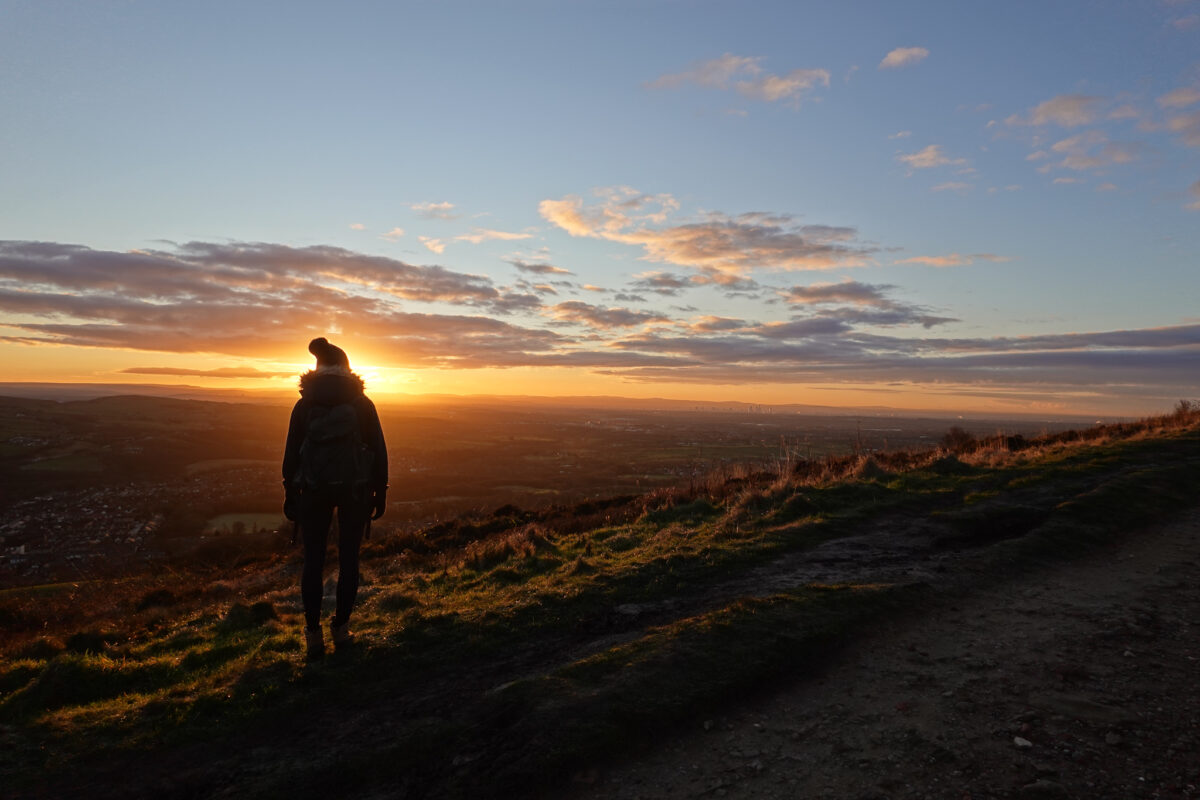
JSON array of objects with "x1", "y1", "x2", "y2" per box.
[
  {"x1": 330, "y1": 619, "x2": 354, "y2": 649},
  {"x1": 304, "y1": 626, "x2": 325, "y2": 660}
]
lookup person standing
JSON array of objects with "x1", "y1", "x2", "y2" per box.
[{"x1": 282, "y1": 337, "x2": 388, "y2": 660}]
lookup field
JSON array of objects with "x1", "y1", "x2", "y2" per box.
[
  {"x1": 0, "y1": 392, "x2": 1086, "y2": 586},
  {"x1": 1, "y1": 402, "x2": 1197, "y2": 799}
]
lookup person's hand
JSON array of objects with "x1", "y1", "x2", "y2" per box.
[
  {"x1": 371, "y1": 487, "x2": 387, "y2": 520},
  {"x1": 283, "y1": 485, "x2": 300, "y2": 522}
]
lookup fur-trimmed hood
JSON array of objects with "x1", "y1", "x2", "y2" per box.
[{"x1": 298, "y1": 366, "x2": 365, "y2": 406}]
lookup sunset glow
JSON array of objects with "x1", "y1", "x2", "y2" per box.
[{"x1": 2, "y1": 2, "x2": 1198, "y2": 416}]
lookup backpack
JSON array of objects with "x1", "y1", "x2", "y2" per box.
[{"x1": 294, "y1": 402, "x2": 374, "y2": 490}]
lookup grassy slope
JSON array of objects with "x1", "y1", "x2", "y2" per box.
[{"x1": 3, "y1": 414, "x2": 1200, "y2": 799}]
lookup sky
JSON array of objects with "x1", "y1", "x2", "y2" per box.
[{"x1": 1, "y1": 0, "x2": 1199, "y2": 416}]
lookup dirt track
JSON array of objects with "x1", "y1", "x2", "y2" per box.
[{"x1": 565, "y1": 509, "x2": 1200, "y2": 799}]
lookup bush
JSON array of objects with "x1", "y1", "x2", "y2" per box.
[{"x1": 941, "y1": 426, "x2": 976, "y2": 453}]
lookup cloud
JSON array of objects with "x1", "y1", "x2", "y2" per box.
[
  {"x1": 381, "y1": 227, "x2": 406, "y2": 240},
  {"x1": 1107, "y1": 104, "x2": 1142, "y2": 121},
  {"x1": 1007, "y1": 94, "x2": 1102, "y2": 127},
  {"x1": 931, "y1": 182, "x2": 971, "y2": 193},
  {"x1": 1188, "y1": 178, "x2": 1200, "y2": 211},
  {"x1": 1040, "y1": 131, "x2": 1147, "y2": 172},
  {"x1": 5, "y1": 240, "x2": 1196, "y2": 400},
  {"x1": 1053, "y1": 177, "x2": 1084, "y2": 184},
  {"x1": 549, "y1": 301, "x2": 669, "y2": 329},
  {"x1": 419, "y1": 236, "x2": 446, "y2": 254},
  {"x1": 0, "y1": 239, "x2": 543, "y2": 354},
  {"x1": 1096, "y1": 182, "x2": 1118, "y2": 192},
  {"x1": 349, "y1": 223, "x2": 366, "y2": 231},
  {"x1": 410, "y1": 201, "x2": 457, "y2": 220},
  {"x1": 540, "y1": 188, "x2": 873, "y2": 278},
  {"x1": 814, "y1": 307, "x2": 957, "y2": 329},
  {"x1": 648, "y1": 53, "x2": 829, "y2": 107},
  {"x1": 597, "y1": 323, "x2": 1200, "y2": 394},
  {"x1": 1158, "y1": 87, "x2": 1200, "y2": 109},
  {"x1": 509, "y1": 259, "x2": 572, "y2": 275},
  {"x1": 893, "y1": 253, "x2": 1010, "y2": 267},
  {"x1": 888, "y1": 130, "x2": 912, "y2": 139},
  {"x1": 1172, "y1": 14, "x2": 1200, "y2": 30},
  {"x1": 629, "y1": 270, "x2": 695, "y2": 296},
  {"x1": 736, "y1": 69, "x2": 831, "y2": 104},
  {"x1": 683, "y1": 315, "x2": 748, "y2": 333},
  {"x1": 121, "y1": 366, "x2": 292, "y2": 379},
  {"x1": 1166, "y1": 110, "x2": 1200, "y2": 146},
  {"x1": 878, "y1": 47, "x2": 929, "y2": 69},
  {"x1": 648, "y1": 53, "x2": 761, "y2": 90},
  {"x1": 897, "y1": 144, "x2": 967, "y2": 169},
  {"x1": 456, "y1": 228, "x2": 534, "y2": 244},
  {"x1": 777, "y1": 280, "x2": 956, "y2": 329},
  {"x1": 782, "y1": 280, "x2": 896, "y2": 306}
]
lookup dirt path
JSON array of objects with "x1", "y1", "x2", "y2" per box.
[{"x1": 564, "y1": 509, "x2": 1200, "y2": 800}]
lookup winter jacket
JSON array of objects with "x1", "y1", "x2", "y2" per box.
[{"x1": 282, "y1": 367, "x2": 388, "y2": 491}]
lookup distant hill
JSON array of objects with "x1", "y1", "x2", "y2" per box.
[
  {"x1": 0, "y1": 382, "x2": 1112, "y2": 423},
  {"x1": 0, "y1": 382, "x2": 296, "y2": 404}
]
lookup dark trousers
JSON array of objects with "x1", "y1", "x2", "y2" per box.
[{"x1": 299, "y1": 486, "x2": 369, "y2": 629}]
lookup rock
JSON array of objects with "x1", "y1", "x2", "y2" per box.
[
  {"x1": 1028, "y1": 694, "x2": 1136, "y2": 725},
  {"x1": 1014, "y1": 736, "x2": 1034, "y2": 748},
  {"x1": 1019, "y1": 779, "x2": 1068, "y2": 797},
  {"x1": 1105, "y1": 731, "x2": 1123, "y2": 746}
]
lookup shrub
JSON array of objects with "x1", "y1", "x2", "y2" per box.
[{"x1": 941, "y1": 426, "x2": 976, "y2": 453}]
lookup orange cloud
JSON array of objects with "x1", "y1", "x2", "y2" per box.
[
  {"x1": 455, "y1": 228, "x2": 533, "y2": 244},
  {"x1": 897, "y1": 144, "x2": 967, "y2": 170},
  {"x1": 540, "y1": 188, "x2": 872, "y2": 279},
  {"x1": 410, "y1": 201, "x2": 457, "y2": 219},
  {"x1": 419, "y1": 236, "x2": 446, "y2": 254},
  {"x1": 121, "y1": 366, "x2": 291, "y2": 379},
  {"x1": 893, "y1": 253, "x2": 1010, "y2": 267},
  {"x1": 648, "y1": 53, "x2": 829, "y2": 107},
  {"x1": 878, "y1": 47, "x2": 929, "y2": 69}
]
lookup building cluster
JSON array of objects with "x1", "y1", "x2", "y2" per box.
[
  {"x1": 0, "y1": 484, "x2": 172, "y2": 582},
  {"x1": 0, "y1": 462, "x2": 286, "y2": 585}
]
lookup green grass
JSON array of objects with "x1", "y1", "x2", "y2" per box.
[{"x1": 3, "y1": 420, "x2": 1200, "y2": 798}]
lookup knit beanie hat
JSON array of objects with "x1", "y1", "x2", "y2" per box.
[{"x1": 308, "y1": 337, "x2": 350, "y2": 369}]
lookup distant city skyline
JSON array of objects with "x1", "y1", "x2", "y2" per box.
[{"x1": 2, "y1": 1, "x2": 1198, "y2": 415}]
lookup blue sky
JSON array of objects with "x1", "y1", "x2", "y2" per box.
[{"x1": 1, "y1": 0, "x2": 1198, "y2": 414}]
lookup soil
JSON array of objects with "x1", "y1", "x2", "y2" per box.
[{"x1": 563, "y1": 509, "x2": 1200, "y2": 800}]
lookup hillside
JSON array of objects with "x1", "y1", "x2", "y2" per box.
[{"x1": 2, "y1": 409, "x2": 1200, "y2": 799}]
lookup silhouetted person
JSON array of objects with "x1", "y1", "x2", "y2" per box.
[{"x1": 283, "y1": 337, "x2": 387, "y2": 660}]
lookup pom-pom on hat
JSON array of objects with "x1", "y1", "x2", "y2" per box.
[{"x1": 308, "y1": 337, "x2": 350, "y2": 369}]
